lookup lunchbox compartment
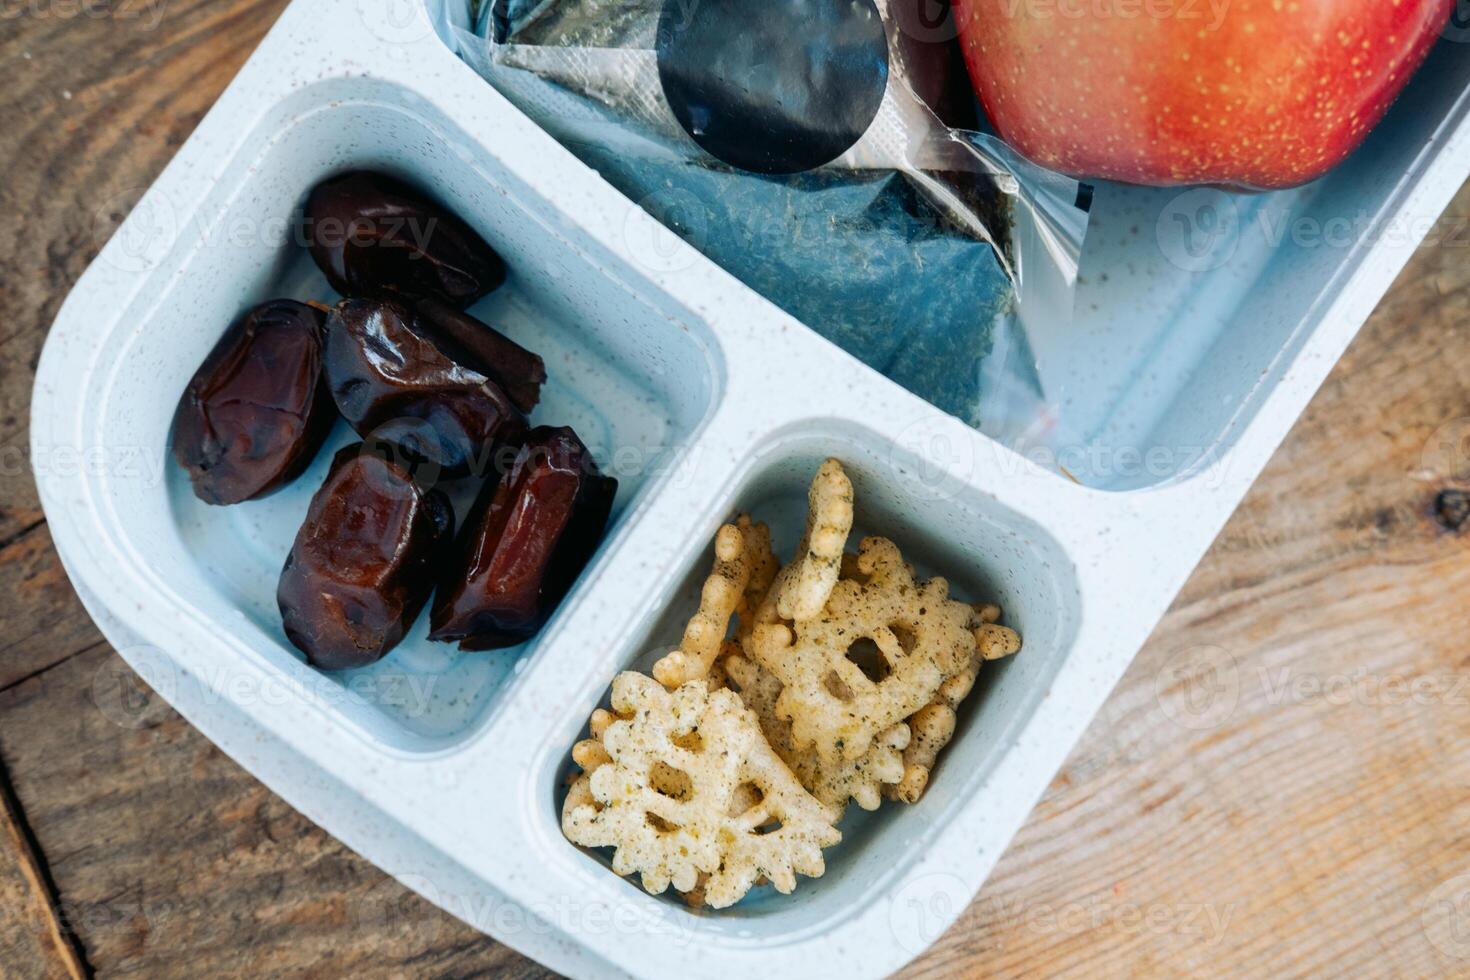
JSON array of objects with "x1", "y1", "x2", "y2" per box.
[
  {"x1": 547, "y1": 419, "x2": 1082, "y2": 930},
  {"x1": 95, "y1": 79, "x2": 721, "y2": 753},
  {"x1": 428, "y1": 1, "x2": 1470, "y2": 491},
  {"x1": 1038, "y1": 39, "x2": 1470, "y2": 490}
]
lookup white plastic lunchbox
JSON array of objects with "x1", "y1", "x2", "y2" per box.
[{"x1": 31, "y1": 1, "x2": 1470, "y2": 976}]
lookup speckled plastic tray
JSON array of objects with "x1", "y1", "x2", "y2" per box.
[{"x1": 31, "y1": 1, "x2": 1470, "y2": 976}]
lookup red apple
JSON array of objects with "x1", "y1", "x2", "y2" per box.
[{"x1": 952, "y1": 0, "x2": 1453, "y2": 188}]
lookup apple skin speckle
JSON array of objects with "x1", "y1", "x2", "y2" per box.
[{"x1": 952, "y1": 0, "x2": 1453, "y2": 189}]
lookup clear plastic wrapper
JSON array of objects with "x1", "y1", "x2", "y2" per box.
[{"x1": 451, "y1": 0, "x2": 1090, "y2": 435}]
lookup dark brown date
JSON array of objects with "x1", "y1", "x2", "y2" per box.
[
  {"x1": 304, "y1": 171, "x2": 505, "y2": 308},
  {"x1": 171, "y1": 299, "x2": 336, "y2": 505},
  {"x1": 430, "y1": 426, "x2": 617, "y2": 650},
  {"x1": 412, "y1": 297, "x2": 545, "y2": 415},
  {"x1": 325, "y1": 297, "x2": 532, "y2": 477},
  {"x1": 278, "y1": 443, "x2": 455, "y2": 670}
]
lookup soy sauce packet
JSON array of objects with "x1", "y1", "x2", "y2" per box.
[{"x1": 452, "y1": 0, "x2": 1090, "y2": 434}]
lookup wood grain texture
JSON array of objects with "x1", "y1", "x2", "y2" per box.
[
  {"x1": 1, "y1": 0, "x2": 1468, "y2": 977},
  {"x1": 901, "y1": 180, "x2": 1470, "y2": 980},
  {"x1": 0, "y1": 767, "x2": 87, "y2": 980},
  {"x1": 0, "y1": 646, "x2": 554, "y2": 979},
  {"x1": 0, "y1": 523, "x2": 106, "y2": 691},
  {"x1": 0, "y1": 0, "x2": 287, "y2": 545},
  {"x1": 0, "y1": 0, "x2": 543, "y2": 975}
]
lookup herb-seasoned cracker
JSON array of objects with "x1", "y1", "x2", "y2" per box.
[
  {"x1": 561, "y1": 672, "x2": 841, "y2": 908},
  {"x1": 653, "y1": 516, "x2": 775, "y2": 688},
  {"x1": 651, "y1": 523, "x2": 749, "y2": 688},
  {"x1": 725, "y1": 651, "x2": 908, "y2": 813},
  {"x1": 890, "y1": 610, "x2": 1022, "y2": 802},
  {"x1": 734, "y1": 515, "x2": 780, "y2": 638},
  {"x1": 773, "y1": 459, "x2": 853, "y2": 622},
  {"x1": 562, "y1": 458, "x2": 1025, "y2": 907},
  {"x1": 747, "y1": 536, "x2": 975, "y2": 763}
]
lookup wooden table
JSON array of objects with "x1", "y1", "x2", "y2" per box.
[{"x1": 3, "y1": 4, "x2": 1468, "y2": 977}]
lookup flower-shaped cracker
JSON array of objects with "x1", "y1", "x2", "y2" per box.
[
  {"x1": 746, "y1": 536, "x2": 974, "y2": 763},
  {"x1": 562, "y1": 673, "x2": 841, "y2": 908},
  {"x1": 724, "y1": 651, "x2": 908, "y2": 813}
]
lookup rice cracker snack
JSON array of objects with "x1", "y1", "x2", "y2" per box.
[
  {"x1": 560, "y1": 458, "x2": 1021, "y2": 907},
  {"x1": 561, "y1": 672, "x2": 841, "y2": 908},
  {"x1": 746, "y1": 535, "x2": 977, "y2": 764},
  {"x1": 652, "y1": 515, "x2": 777, "y2": 689},
  {"x1": 656, "y1": 501, "x2": 909, "y2": 814},
  {"x1": 889, "y1": 608, "x2": 1023, "y2": 802},
  {"x1": 772, "y1": 458, "x2": 853, "y2": 622},
  {"x1": 724, "y1": 651, "x2": 909, "y2": 814}
]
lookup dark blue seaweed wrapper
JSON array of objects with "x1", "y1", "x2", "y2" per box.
[
  {"x1": 594, "y1": 159, "x2": 1013, "y2": 426},
  {"x1": 462, "y1": 0, "x2": 1030, "y2": 429}
]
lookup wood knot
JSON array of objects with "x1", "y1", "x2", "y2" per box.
[{"x1": 1433, "y1": 489, "x2": 1470, "y2": 532}]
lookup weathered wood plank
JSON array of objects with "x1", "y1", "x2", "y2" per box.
[
  {"x1": 0, "y1": 645, "x2": 557, "y2": 979},
  {"x1": 0, "y1": 523, "x2": 106, "y2": 691},
  {"x1": 0, "y1": 770, "x2": 87, "y2": 980},
  {"x1": 0, "y1": 0, "x2": 542, "y2": 973},
  {"x1": 0, "y1": 0, "x2": 292, "y2": 545}
]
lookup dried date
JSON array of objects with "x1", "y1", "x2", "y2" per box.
[
  {"x1": 325, "y1": 297, "x2": 533, "y2": 477},
  {"x1": 170, "y1": 299, "x2": 336, "y2": 505},
  {"x1": 430, "y1": 426, "x2": 617, "y2": 650},
  {"x1": 278, "y1": 442, "x2": 455, "y2": 669},
  {"x1": 304, "y1": 171, "x2": 506, "y2": 308}
]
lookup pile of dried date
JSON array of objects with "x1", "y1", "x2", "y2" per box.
[{"x1": 170, "y1": 171, "x2": 616, "y2": 670}]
